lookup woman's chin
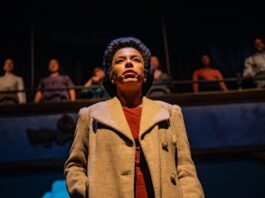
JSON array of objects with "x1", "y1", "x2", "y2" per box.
[
  {"x1": 117, "y1": 79, "x2": 143, "y2": 90},
  {"x1": 122, "y1": 78, "x2": 140, "y2": 83}
]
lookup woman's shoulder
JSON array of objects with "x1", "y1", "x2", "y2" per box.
[
  {"x1": 194, "y1": 68, "x2": 204, "y2": 73},
  {"x1": 211, "y1": 68, "x2": 222, "y2": 74},
  {"x1": 58, "y1": 74, "x2": 72, "y2": 81},
  {"x1": 152, "y1": 100, "x2": 185, "y2": 123},
  {"x1": 78, "y1": 99, "x2": 110, "y2": 116},
  {"x1": 153, "y1": 99, "x2": 182, "y2": 114},
  {"x1": 10, "y1": 74, "x2": 23, "y2": 81}
]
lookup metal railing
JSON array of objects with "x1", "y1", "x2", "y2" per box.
[{"x1": 0, "y1": 76, "x2": 264, "y2": 102}]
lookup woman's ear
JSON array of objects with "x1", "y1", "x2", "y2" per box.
[
  {"x1": 143, "y1": 70, "x2": 148, "y2": 83},
  {"x1": 109, "y1": 69, "x2": 115, "y2": 84},
  {"x1": 143, "y1": 72, "x2": 147, "y2": 82}
]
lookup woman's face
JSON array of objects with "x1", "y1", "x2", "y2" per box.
[
  {"x1": 254, "y1": 38, "x2": 265, "y2": 52},
  {"x1": 3, "y1": 59, "x2": 14, "y2": 73},
  {"x1": 48, "y1": 59, "x2": 60, "y2": 73},
  {"x1": 201, "y1": 55, "x2": 211, "y2": 67},
  {"x1": 94, "y1": 68, "x2": 105, "y2": 79},
  {"x1": 150, "y1": 56, "x2": 160, "y2": 70},
  {"x1": 111, "y1": 47, "x2": 145, "y2": 92}
]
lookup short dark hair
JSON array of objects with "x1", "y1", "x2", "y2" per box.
[{"x1": 102, "y1": 37, "x2": 153, "y2": 97}]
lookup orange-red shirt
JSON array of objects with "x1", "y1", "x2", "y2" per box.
[
  {"x1": 192, "y1": 67, "x2": 228, "y2": 92},
  {"x1": 192, "y1": 67, "x2": 223, "y2": 81},
  {"x1": 122, "y1": 106, "x2": 154, "y2": 198}
]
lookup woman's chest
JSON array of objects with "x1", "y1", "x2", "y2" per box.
[{"x1": 89, "y1": 119, "x2": 176, "y2": 156}]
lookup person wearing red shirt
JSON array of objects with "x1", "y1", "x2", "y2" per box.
[{"x1": 192, "y1": 54, "x2": 228, "y2": 93}]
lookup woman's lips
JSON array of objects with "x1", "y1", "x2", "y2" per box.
[{"x1": 123, "y1": 70, "x2": 137, "y2": 78}]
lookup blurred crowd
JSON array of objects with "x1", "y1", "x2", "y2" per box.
[{"x1": 1, "y1": 37, "x2": 265, "y2": 105}]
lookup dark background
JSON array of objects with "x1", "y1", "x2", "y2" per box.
[
  {"x1": 0, "y1": 2, "x2": 265, "y2": 197},
  {"x1": 0, "y1": 1, "x2": 264, "y2": 97}
]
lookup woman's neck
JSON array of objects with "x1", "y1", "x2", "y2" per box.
[
  {"x1": 116, "y1": 88, "x2": 143, "y2": 108},
  {"x1": 50, "y1": 72, "x2": 59, "y2": 77},
  {"x1": 5, "y1": 71, "x2": 13, "y2": 75}
]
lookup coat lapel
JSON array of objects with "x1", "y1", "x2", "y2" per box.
[
  {"x1": 139, "y1": 97, "x2": 170, "y2": 139},
  {"x1": 90, "y1": 96, "x2": 170, "y2": 142},
  {"x1": 90, "y1": 97, "x2": 133, "y2": 142}
]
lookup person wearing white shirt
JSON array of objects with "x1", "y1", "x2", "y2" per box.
[
  {"x1": 243, "y1": 38, "x2": 265, "y2": 88},
  {"x1": 0, "y1": 58, "x2": 26, "y2": 104}
]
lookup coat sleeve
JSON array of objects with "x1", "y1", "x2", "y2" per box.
[
  {"x1": 64, "y1": 108, "x2": 90, "y2": 198},
  {"x1": 171, "y1": 106, "x2": 204, "y2": 198}
]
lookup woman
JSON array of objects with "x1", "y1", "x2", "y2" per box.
[
  {"x1": 0, "y1": 58, "x2": 26, "y2": 104},
  {"x1": 64, "y1": 37, "x2": 204, "y2": 198},
  {"x1": 192, "y1": 54, "x2": 228, "y2": 93},
  {"x1": 150, "y1": 55, "x2": 170, "y2": 84},
  {"x1": 147, "y1": 55, "x2": 171, "y2": 96},
  {"x1": 81, "y1": 67, "x2": 107, "y2": 98},
  {"x1": 84, "y1": 67, "x2": 106, "y2": 87},
  {"x1": 34, "y1": 58, "x2": 76, "y2": 103}
]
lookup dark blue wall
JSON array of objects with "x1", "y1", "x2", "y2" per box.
[
  {"x1": 1, "y1": 102, "x2": 265, "y2": 163},
  {"x1": 0, "y1": 102, "x2": 265, "y2": 197}
]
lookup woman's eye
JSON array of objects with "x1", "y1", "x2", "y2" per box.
[
  {"x1": 115, "y1": 59, "x2": 123, "y2": 64},
  {"x1": 133, "y1": 58, "x2": 141, "y2": 62}
]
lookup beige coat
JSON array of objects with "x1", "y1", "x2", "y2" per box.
[{"x1": 64, "y1": 96, "x2": 204, "y2": 198}]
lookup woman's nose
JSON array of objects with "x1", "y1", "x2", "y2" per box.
[{"x1": 125, "y1": 60, "x2": 133, "y2": 68}]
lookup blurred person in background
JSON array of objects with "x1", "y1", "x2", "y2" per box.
[
  {"x1": 147, "y1": 55, "x2": 171, "y2": 96},
  {"x1": 243, "y1": 37, "x2": 265, "y2": 88},
  {"x1": 81, "y1": 66, "x2": 107, "y2": 98},
  {"x1": 0, "y1": 58, "x2": 26, "y2": 104},
  {"x1": 84, "y1": 66, "x2": 105, "y2": 87},
  {"x1": 34, "y1": 58, "x2": 76, "y2": 103},
  {"x1": 192, "y1": 54, "x2": 228, "y2": 93},
  {"x1": 151, "y1": 55, "x2": 171, "y2": 84}
]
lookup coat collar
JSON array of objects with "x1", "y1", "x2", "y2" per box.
[{"x1": 90, "y1": 96, "x2": 170, "y2": 142}]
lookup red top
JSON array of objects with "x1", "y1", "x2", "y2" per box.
[
  {"x1": 192, "y1": 67, "x2": 228, "y2": 92},
  {"x1": 122, "y1": 106, "x2": 154, "y2": 198},
  {"x1": 192, "y1": 67, "x2": 224, "y2": 81}
]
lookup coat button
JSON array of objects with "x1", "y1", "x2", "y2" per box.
[
  {"x1": 162, "y1": 141, "x2": 168, "y2": 151},
  {"x1": 170, "y1": 173, "x2": 176, "y2": 185}
]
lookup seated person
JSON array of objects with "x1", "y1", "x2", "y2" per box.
[
  {"x1": 147, "y1": 55, "x2": 171, "y2": 96},
  {"x1": 84, "y1": 67, "x2": 105, "y2": 87},
  {"x1": 82, "y1": 67, "x2": 107, "y2": 98},
  {"x1": 34, "y1": 59, "x2": 76, "y2": 103},
  {"x1": 0, "y1": 58, "x2": 26, "y2": 104},
  {"x1": 192, "y1": 54, "x2": 228, "y2": 93},
  {"x1": 151, "y1": 55, "x2": 171, "y2": 83},
  {"x1": 243, "y1": 37, "x2": 265, "y2": 88}
]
